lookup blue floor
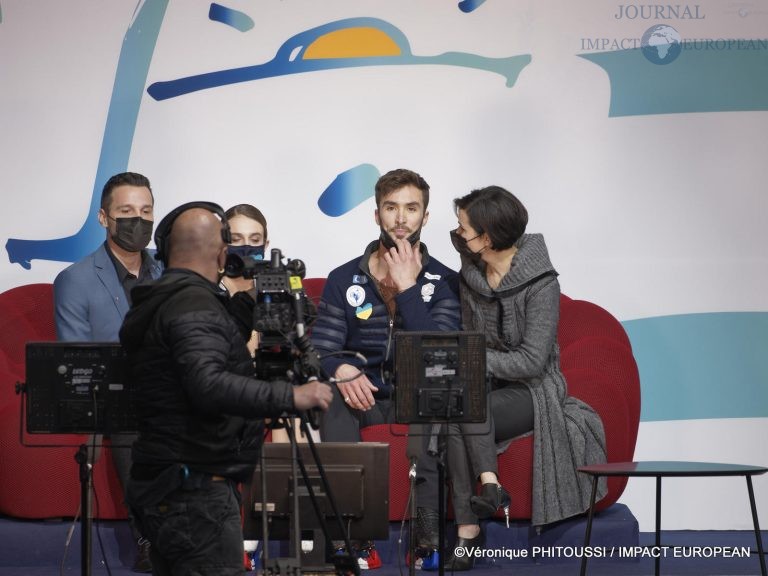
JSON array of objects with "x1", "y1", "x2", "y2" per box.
[{"x1": 0, "y1": 504, "x2": 765, "y2": 575}]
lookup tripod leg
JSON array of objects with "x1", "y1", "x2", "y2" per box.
[
  {"x1": 75, "y1": 444, "x2": 93, "y2": 576},
  {"x1": 296, "y1": 415, "x2": 360, "y2": 576},
  {"x1": 409, "y1": 457, "x2": 417, "y2": 576},
  {"x1": 438, "y1": 436, "x2": 446, "y2": 576},
  {"x1": 259, "y1": 441, "x2": 270, "y2": 570}
]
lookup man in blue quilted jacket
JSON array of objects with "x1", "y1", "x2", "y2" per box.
[{"x1": 311, "y1": 168, "x2": 461, "y2": 568}]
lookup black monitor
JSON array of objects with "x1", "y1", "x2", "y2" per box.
[
  {"x1": 24, "y1": 342, "x2": 136, "y2": 434},
  {"x1": 242, "y1": 442, "x2": 389, "y2": 542},
  {"x1": 394, "y1": 331, "x2": 487, "y2": 424}
]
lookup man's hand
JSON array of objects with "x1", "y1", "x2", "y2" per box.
[
  {"x1": 293, "y1": 380, "x2": 333, "y2": 411},
  {"x1": 335, "y1": 363, "x2": 378, "y2": 411},
  {"x1": 383, "y1": 238, "x2": 422, "y2": 293}
]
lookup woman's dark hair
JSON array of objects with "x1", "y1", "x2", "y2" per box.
[
  {"x1": 453, "y1": 186, "x2": 528, "y2": 250},
  {"x1": 224, "y1": 203, "x2": 269, "y2": 242}
]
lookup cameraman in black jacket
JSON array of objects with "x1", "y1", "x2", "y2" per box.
[{"x1": 119, "y1": 203, "x2": 332, "y2": 576}]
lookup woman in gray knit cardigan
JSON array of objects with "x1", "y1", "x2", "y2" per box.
[{"x1": 444, "y1": 186, "x2": 607, "y2": 571}]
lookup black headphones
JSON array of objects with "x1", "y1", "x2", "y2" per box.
[{"x1": 154, "y1": 201, "x2": 231, "y2": 266}]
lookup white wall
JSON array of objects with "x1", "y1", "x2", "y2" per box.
[{"x1": 1, "y1": 0, "x2": 766, "y2": 531}]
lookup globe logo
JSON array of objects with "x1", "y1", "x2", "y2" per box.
[{"x1": 641, "y1": 24, "x2": 682, "y2": 64}]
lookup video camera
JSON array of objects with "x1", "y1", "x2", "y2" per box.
[{"x1": 225, "y1": 248, "x2": 322, "y2": 383}]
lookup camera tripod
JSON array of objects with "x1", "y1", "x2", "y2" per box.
[{"x1": 256, "y1": 414, "x2": 360, "y2": 576}]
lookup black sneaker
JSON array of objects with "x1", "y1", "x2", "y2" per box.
[
  {"x1": 132, "y1": 537, "x2": 152, "y2": 573},
  {"x1": 333, "y1": 540, "x2": 382, "y2": 570}
]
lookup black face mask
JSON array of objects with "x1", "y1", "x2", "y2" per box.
[
  {"x1": 227, "y1": 244, "x2": 265, "y2": 261},
  {"x1": 111, "y1": 216, "x2": 153, "y2": 252},
  {"x1": 379, "y1": 226, "x2": 422, "y2": 250},
  {"x1": 450, "y1": 230, "x2": 484, "y2": 262}
]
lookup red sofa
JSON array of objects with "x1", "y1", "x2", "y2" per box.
[
  {"x1": 0, "y1": 283, "x2": 126, "y2": 519},
  {"x1": 303, "y1": 280, "x2": 641, "y2": 521},
  {"x1": 0, "y1": 280, "x2": 639, "y2": 523}
]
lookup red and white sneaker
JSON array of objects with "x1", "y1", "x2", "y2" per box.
[{"x1": 356, "y1": 542, "x2": 382, "y2": 570}]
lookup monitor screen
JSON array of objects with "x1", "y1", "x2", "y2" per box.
[
  {"x1": 25, "y1": 342, "x2": 136, "y2": 434},
  {"x1": 243, "y1": 442, "x2": 389, "y2": 542},
  {"x1": 394, "y1": 331, "x2": 487, "y2": 424}
]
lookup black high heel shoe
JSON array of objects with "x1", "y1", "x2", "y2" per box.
[
  {"x1": 470, "y1": 483, "x2": 511, "y2": 526},
  {"x1": 445, "y1": 529, "x2": 484, "y2": 571}
]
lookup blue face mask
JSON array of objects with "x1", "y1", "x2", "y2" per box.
[{"x1": 227, "y1": 244, "x2": 265, "y2": 261}]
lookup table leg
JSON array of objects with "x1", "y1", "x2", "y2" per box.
[
  {"x1": 655, "y1": 476, "x2": 661, "y2": 576},
  {"x1": 579, "y1": 475, "x2": 599, "y2": 576},
  {"x1": 746, "y1": 475, "x2": 767, "y2": 576}
]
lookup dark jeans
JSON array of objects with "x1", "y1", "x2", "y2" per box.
[
  {"x1": 131, "y1": 476, "x2": 244, "y2": 576},
  {"x1": 321, "y1": 384, "x2": 441, "y2": 511},
  {"x1": 446, "y1": 381, "x2": 534, "y2": 525},
  {"x1": 109, "y1": 433, "x2": 142, "y2": 540}
]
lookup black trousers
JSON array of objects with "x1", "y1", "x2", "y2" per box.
[
  {"x1": 446, "y1": 381, "x2": 534, "y2": 525},
  {"x1": 131, "y1": 475, "x2": 244, "y2": 576},
  {"x1": 110, "y1": 432, "x2": 142, "y2": 540},
  {"x1": 320, "y1": 384, "x2": 441, "y2": 511}
]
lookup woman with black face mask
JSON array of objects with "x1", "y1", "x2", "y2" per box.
[
  {"x1": 444, "y1": 186, "x2": 607, "y2": 571},
  {"x1": 221, "y1": 204, "x2": 270, "y2": 296}
]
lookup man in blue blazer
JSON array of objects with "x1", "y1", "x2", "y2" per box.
[{"x1": 54, "y1": 172, "x2": 162, "y2": 573}]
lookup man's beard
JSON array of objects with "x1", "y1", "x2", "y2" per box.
[{"x1": 379, "y1": 226, "x2": 421, "y2": 250}]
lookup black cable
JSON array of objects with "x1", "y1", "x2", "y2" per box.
[
  {"x1": 91, "y1": 472, "x2": 113, "y2": 576},
  {"x1": 90, "y1": 388, "x2": 113, "y2": 575},
  {"x1": 396, "y1": 483, "x2": 415, "y2": 576},
  {"x1": 60, "y1": 501, "x2": 81, "y2": 576},
  {"x1": 317, "y1": 350, "x2": 368, "y2": 384}
]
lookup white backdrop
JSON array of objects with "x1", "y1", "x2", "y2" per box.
[{"x1": 2, "y1": 0, "x2": 767, "y2": 531}]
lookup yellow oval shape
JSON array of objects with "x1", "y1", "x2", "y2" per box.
[{"x1": 304, "y1": 27, "x2": 402, "y2": 59}]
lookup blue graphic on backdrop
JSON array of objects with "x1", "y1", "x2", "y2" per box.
[
  {"x1": 580, "y1": 39, "x2": 768, "y2": 116},
  {"x1": 318, "y1": 164, "x2": 380, "y2": 217},
  {"x1": 641, "y1": 24, "x2": 682, "y2": 64},
  {"x1": 4, "y1": 0, "x2": 169, "y2": 269},
  {"x1": 5, "y1": 8, "x2": 529, "y2": 268},
  {"x1": 209, "y1": 2, "x2": 254, "y2": 32},
  {"x1": 624, "y1": 312, "x2": 768, "y2": 421},
  {"x1": 147, "y1": 17, "x2": 531, "y2": 101},
  {"x1": 459, "y1": 0, "x2": 488, "y2": 13}
]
